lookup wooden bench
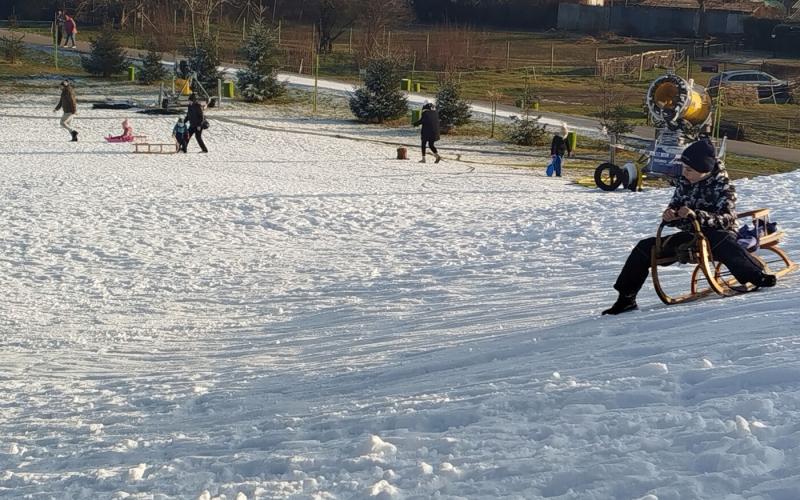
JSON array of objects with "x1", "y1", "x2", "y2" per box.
[
  {"x1": 651, "y1": 208, "x2": 798, "y2": 305},
  {"x1": 133, "y1": 141, "x2": 178, "y2": 154}
]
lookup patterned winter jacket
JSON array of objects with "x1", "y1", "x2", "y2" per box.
[{"x1": 667, "y1": 163, "x2": 738, "y2": 232}]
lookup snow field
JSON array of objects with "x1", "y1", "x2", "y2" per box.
[{"x1": 1, "y1": 87, "x2": 800, "y2": 499}]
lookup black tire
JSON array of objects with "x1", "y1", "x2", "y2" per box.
[{"x1": 594, "y1": 162, "x2": 623, "y2": 191}]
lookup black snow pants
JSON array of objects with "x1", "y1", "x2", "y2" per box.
[{"x1": 613, "y1": 229, "x2": 765, "y2": 296}]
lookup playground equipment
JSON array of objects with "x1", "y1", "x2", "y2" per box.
[
  {"x1": 158, "y1": 61, "x2": 217, "y2": 111},
  {"x1": 594, "y1": 73, "x2": 723, "y2": 192}
]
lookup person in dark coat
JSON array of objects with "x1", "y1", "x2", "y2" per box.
[
  {"x1": 548, "y1": 123, "x2": 571, "y2": 177},
  {"x1": 55, "y1": 10, "x2": 65, "y2": 47},
  {"x1": 602, "y1": 139, "x2": 776, "y2": 315},
  {"x1": 413, "y1": 102, "x2": 441, "y2": 164},
  {"x1": 54, "y1": 80, "x2": 78, "y2": 142},
  {"x1": 184, "y1": 93, "x2": 208, "y2": 153}
]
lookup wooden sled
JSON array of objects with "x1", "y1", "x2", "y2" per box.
[
  {"x1": 133, "y1": 140, "x2": 178, "y2": 154},
  {"x1": 651, "y1": 208, "x2": 798, "y2": 305}
]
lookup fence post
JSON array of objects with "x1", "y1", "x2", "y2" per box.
[
  {"x1": 686, "y1": 55, "x2": 690, "y2": 80},
  {"x1": 242, "y1": 17, "x2": 246, "y2": 41},
  {"x1": 426, "y1": 32, "x2": 430, "y2": 61},
  {"x1": 506, "y1": 41, "x2": 510, "y2": 70},
  {"x1": 550, "y1": 44, "x2": 554, "y2": 72},
  {"x1": 638, "y1": 52, "x2": 644, "y2": 82},
  {"x1": 788, "y1": 120, "x2": 791, "y2": 148},
  {"x1": 174, "y1": 9, "x2": 177, "y2": 34},
  {"x1": 387, "y1": 30, "x2": 391, "y2": 57},
  {"x1": 314, "y1": 53, "x2": 319, "y2": 114},
  {"x1": 278, "y1": 20, "x2": 282, "y2": 45},
  {"x1": 349, "y1": 27, "x2": 352, "y2": 54}
]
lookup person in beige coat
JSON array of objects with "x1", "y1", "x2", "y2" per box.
[{"x1": 54, "y1": 80, "x2": 78, "y2": 142}]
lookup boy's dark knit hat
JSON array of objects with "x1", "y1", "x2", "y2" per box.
[{"x1": 680, "y1": 140, "x2": 716, "y2": 173}]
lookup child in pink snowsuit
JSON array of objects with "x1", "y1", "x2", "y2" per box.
[{"x1": 106, "y1": 119, "x2": 134, "y2": 142}]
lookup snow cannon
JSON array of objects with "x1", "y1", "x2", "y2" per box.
[{"x1": 646, "y1": 74, "x2": 713, "y2": 132}]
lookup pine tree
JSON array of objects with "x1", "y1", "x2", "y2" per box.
[
  {"x1": 349, "y1": 57, "x2": 408, "y2": 123},
  {"x1": 237, "y1": 22, "x2": 286, "y2": 102},
  {"x1": 139, "y1": 40, "x2": 168, "y2": 85},
  {"x1": 435, "y1": 80, "x2": 471, "y2": 133},
  {"x1": 81, "y1": 26, "x2": 127, "y2": 78},
  {"x1": 187, "y1": 35, "x2": 222, "y2": 95}
]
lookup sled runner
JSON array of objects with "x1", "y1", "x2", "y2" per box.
[
  {"x1": 133, "y1": 140, "x2": 178, "y2": 154},
  {"x1": 651, "y1": 208, "x2": 798, "y2": 305}
]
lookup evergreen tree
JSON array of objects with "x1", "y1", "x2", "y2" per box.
[
  {"x1": 139, "y1": 40, "x2": 168, "y2": 85},
  {"x1": 237, "y1": 22, "x2": 286, "y2": 102},
  {"x1": 187, "y1": 35, "x2": 222, "y2": 95},
  {"x1": 349, "y1": 57, "x2": 408, "y2": 123},
  {"x1": 81, "y1": 26, "x2": 128, "y2": 78},
  {"x1": 435, "y1": 80, "x2": 471, "y2": 133}
]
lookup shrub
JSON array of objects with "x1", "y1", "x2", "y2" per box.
[
  {"x1": 237, "y1": 22, "x2": 286, "y2": 102},
  {"x1": 349, "y1": 57, "x2": 408, "y2": 123},
  {"x1": 81, "y1": 26, "x2": 128, "y2": 77},
  {"x1": 505, "y1": 115, "x2": 547, "y2": 146},
  {"x1": 186, "y1": 35, "x2": 222, "y2": 95},
  {"x1": 0, "y1": 30, "x2": 24, "y2": 64},
  {"x1": 435, "y1": 79, "x2": 471, "y2": 133},
  {"x1": 139, "y1": 40, "x2": 168, "y2": 85}
]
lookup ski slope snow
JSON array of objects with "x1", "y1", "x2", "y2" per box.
[{"x1": 1, "y1": 86, "x2": 800, "y2": 499}]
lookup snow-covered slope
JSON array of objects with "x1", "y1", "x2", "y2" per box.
[{"x1": 1, "y1": 89, "x2": 799, "y2": 500}]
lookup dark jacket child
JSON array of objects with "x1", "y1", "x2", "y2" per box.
[
  {"x1": 173, "y1": 118, "x2": 189, "y2": 153},
  {"x1": 602, "y1": 139, "x2": 776, "y2": 315},
  {"x1": 184, "y1": 94, "x2": 208, "y2": 153},
  {"x1": 547, "y1": 123, "x2": 571, "y2": 177},
  {"x1": 413, "y1": 103, "x2": 441, "y2": 164}
]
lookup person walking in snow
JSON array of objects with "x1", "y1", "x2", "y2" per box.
[
  {"x1": 63, "y1": 14, "x2": 77, "y2": 48},
  {"x1": 54, "y1": 80, "x2": 78, "y2": 142},
  {"x1": 602, "y1": 139, "x2": 777, "y2": 315},
  {"x1": 184, "y1": 94, "x2": 208, "y2": 153},
  {"x1": 413, "y1": 102, "x2": 441, "y2": 164},
  {"x1": 55, "y1": 10, "x2": 65, "y2": 47},
  {"x1": 547, "y1": 123, "x2": 571, "y2": 177}
]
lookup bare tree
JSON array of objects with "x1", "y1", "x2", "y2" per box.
[
  {"x1": 317, "y1": 0, "x2": 357, "y2": 54},
  {"x1": 356, "y1": 0, "x2": 411, "y2": 59}
]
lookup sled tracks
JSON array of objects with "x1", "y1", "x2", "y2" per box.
[{"x1": 214, "y1": 116, "x2": 476, "y2": 174}]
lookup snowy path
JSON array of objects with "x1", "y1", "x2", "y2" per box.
[{"x1": 1, "y1": 89, "x2": 800, "y2": 499}]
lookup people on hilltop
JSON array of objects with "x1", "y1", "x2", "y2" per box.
[
  {"x1": 602, "y1": 139, "x2": 776, "y2": 315},
  {"x1": 185, "y1": 94, "x2": 208, "y2": 153},
  {"x1": 55, "y1": 10, "x2": 65, "y2": 47},
  {"x1": 54, "y1": 80, "x2": 78, "y2": 142},
  {"x1": 413, "y1": 102, "x2": 441, "y2": 164},
  {"x1": 63, "y1": 14, "x2": 77, "y2": 49},
  {"x1": 547, "y1": 123, "x2": 571, "y2": 177}
]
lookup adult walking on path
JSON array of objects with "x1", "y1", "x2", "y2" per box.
[
  {"x1": 185, "y1": 94, "x2": 208, "y2": 153},
  {"x1": 413, "y1": 102, "x2": 442, "y2": 164},
  {"x1": 54, "y1": 80, "x2": 78, "y2": 142},
  {"x1": 63, "y1": 14, "x2": 77, "y2": 48}
]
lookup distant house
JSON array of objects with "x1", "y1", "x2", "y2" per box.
[{"x1": 558, "y1": 0, "x2": 784, "y2": 36}]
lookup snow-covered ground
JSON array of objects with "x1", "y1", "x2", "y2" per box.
[{"x1": 1, "y1": 83, "x2": 800, "y2": 500}]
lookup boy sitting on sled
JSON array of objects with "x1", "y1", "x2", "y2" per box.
[{"x1": 602, "y1": 139, "x2": 777, "y2": 315}]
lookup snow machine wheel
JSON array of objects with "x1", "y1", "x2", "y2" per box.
[{"x1": 594, "y1": 162, "x2": 623, "y2": 191}]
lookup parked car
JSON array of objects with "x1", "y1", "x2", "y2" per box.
[
  {"x1": 771, "y1": 24, "x2": 800, "y2": 56},
  {"x1": 706, "y1": 70, "x2": 792, "y2": 104}
]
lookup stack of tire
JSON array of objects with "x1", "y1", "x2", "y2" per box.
[{"x1": 594, "y1": 162, "x2": 640, "y2": 192}]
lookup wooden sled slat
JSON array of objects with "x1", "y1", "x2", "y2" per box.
[{"x1": 133, "y1": 142, "x2": 178, "y2": 154}]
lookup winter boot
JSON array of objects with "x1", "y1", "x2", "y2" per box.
[
  {"x1": 754, "y1": 273, "x2": 777, "y2": 288},
  {"x1": 434, "y1": 153, "x2": 442, "y2": 164},
  {"x1": 601, "y1": 293, "x2": 638, "y2": 316},
  {"x1": 70, "y1": 130, "x2": 78, "y2": 142},
  {"x1": 418, "y1": 157, "x2": 426, "y2": 163}
]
